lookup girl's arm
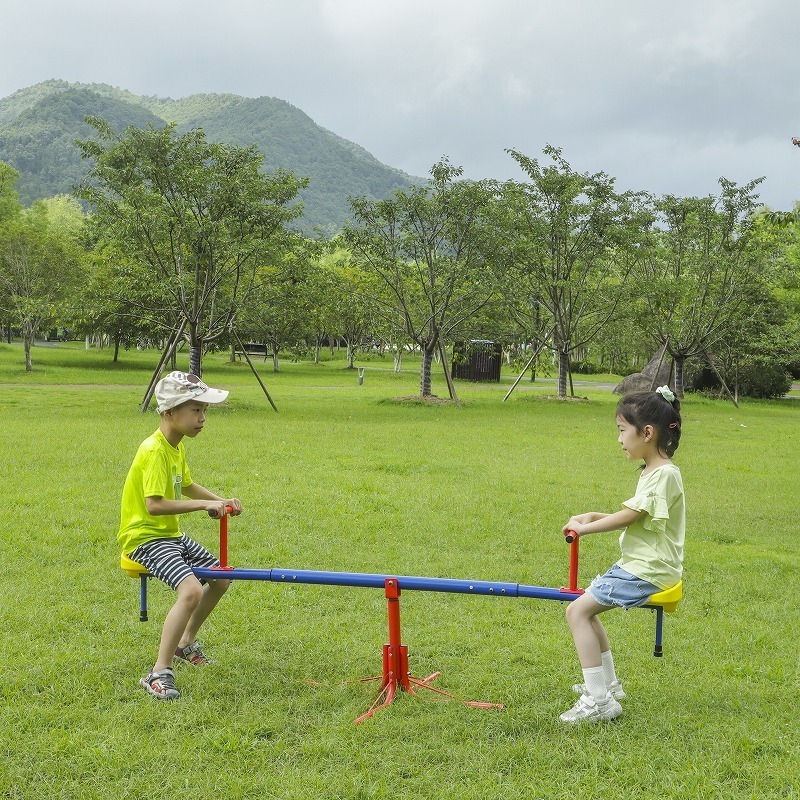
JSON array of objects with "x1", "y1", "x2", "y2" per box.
[{"x1": 563, "y1": 507, "x2": 644, "y2": 538}]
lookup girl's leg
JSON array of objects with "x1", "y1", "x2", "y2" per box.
[
  {"x1": 591, "y1": 615, "x2": 611, "y2": 654},
  {"x1": 565, "y1": 592, "x2": 613, "y2": 668},
  {"x1": 560, "y1": 593, "x2": 623, "y2": 722},
  {"x1": 179, "y1": 578, "x2": 231, "y2": 648}
]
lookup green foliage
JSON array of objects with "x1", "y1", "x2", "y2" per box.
[
  {"x1": 345, "y1": 159, "x2": 501, "y2": 395},
  {"x1": 0, "y1": 161, "x2": 22, "y2": 222},
  {"x1": 629, "y1": 180, "x2": 768, "y2": 396},
  {"x1": 75, "y1": 117, "x2": 308, "y2": 373},
  {"x1": 0, "y1": 87, "x2": 163, "y2": 204},
  {"x1": 0, "y1": 194, "x2": 86, "y2": 368},
  {"x1": 734, "y1": 358, "x2": 792, "y2": 399},
  {"x1": 0, "y1": 81, "x2": 418, "y2": 231},
  {"x1": 501, "y1": 146, "x2": 647, "y2": 396},
  {"x1": 569, "y1": 359, "x2": 604, "y2": 375}
]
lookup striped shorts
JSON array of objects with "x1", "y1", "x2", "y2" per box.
[{"x1": 130, "y1": 534, "x2": 221, "y2": 590}]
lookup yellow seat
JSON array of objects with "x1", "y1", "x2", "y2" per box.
[
  {"x1": 120, "y1": 552, "x2": 150, "y2": 578},
  {"x1": 647, "y1": 580, "x2": 682, "y2": 612}
]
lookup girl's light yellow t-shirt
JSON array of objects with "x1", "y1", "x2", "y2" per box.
[{"x1": 619, "y1": 463, "x2": 685, "y2": 590}]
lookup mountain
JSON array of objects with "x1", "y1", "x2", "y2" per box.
[{"x1": 0, "y1": 79, "x2": 419, "y2": 233}]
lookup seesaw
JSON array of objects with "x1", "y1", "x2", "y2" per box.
[{"x1": 121, "y1": 508, "x2": 682, "y2": 723}]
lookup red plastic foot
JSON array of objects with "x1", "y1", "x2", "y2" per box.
[{"x1": 352, "y1": 579, "x2": 504, "y2": 724}]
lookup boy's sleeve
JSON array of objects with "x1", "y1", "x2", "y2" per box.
[
  {"x1": 180, "y1": 447, "x2": 193, "y2": 489},
  {"x1": 141, "y1": 448, "x2": 171, "y2": 499}
]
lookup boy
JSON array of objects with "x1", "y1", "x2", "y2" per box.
[{"x1": 118, "y1": 371, "x2": 242, "y2": 700}]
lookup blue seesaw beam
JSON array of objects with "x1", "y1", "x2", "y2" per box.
[{"x1": 192, "y1": 566, "x2": 582, "y2": 602}]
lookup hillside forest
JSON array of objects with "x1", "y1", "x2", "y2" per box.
[{"x1": 1, "y1": 81, "x2": 799, "y2": 400}]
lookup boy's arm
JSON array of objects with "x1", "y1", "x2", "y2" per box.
[
  {"x1": 183, "y1": 482, "x2": 242, "y2": 516},
  {"x1": 145, "y1": 491, "x2": 226, "y2": 518}
]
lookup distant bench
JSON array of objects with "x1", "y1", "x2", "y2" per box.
[{"x1": 234, "y1": 343, "x2": 273, "y2": 361}]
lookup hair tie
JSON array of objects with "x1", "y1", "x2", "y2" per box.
[
  {"x1": 656, "y1": 385, "x2": 675, "y2": 403},
  {"x1": 668, "y1": 422, "x2": 678, "y2": 429}
]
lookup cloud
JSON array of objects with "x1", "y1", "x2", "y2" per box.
[{"x1": 1, "y1": 0, "x2": 799, "y2": 209}]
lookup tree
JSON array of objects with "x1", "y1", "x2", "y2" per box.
[
  {"x1": 630, "y1": 178, "x2": 766, "y2": 397},
  {"x1": 75, "y1": 118, "x2": 307, "y2": 377},
  {"x1": 324, "y1": 248, "x2": 383, "y2": 369},
  {"x1": 64, "y1": 242, "x2": 173, "y2": 360},
  {"x1": 236, "y1": 247, "x2": 317, "y2": 372},
  {"x1": 0, "y1": 196, "x2": 86, "y2": 370},
  {"x1": 345, "y1": 160, "x2": 499, "y2": 398},
  {"x1": 0, "y1": 162, "x2": 22, "y2": 224},
  {"x1": 502, "y1": 146, "x2": 644, "y2": 397},
  {"x1": 0, "y1": 162, "x2": 23, "y2": 342}
]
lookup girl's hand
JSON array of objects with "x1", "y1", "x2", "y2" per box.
[{"x1": 562, "y1": 518, "x2": 587, "y2": 537}]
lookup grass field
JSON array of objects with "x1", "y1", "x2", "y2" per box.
[{"x1": 1, "y1": 342, "x2": 798, "y2": 799}]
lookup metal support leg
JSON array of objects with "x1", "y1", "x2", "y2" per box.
[
  {"x1": 139, "y1": 574, "x2": 149, "y2": 622},
  {"x1": 653, "y1": 606, "x2": 664, "y2": 657}
]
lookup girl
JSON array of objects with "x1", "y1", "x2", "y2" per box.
[{"x1": 559, "y1": 385, "x2": 685, "y2": 724}]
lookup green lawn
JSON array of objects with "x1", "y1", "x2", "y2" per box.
[{"x1": 1, "y1": 342, "x2": 797, "y2": 799}]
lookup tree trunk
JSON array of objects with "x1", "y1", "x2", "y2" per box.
[
  {"x1": 420, "y1": 345, "x2": 435, "y2": 397},
  {"x1": 557, "y1": 349, "x2": 570, "y2": 397},
  {"x1": 346, "y1": 342, "x2": 355, "y2": 369},
  {"x1": 189, "y1": 345, "x2": 202, "y2": 377},
  {"x1": 23, "y1": 324, "x2": 34, "y2": 372},
  {"x1": 673, "y1": 354, "x2": 685, "y2": 399},
  {"x1": 393, "y1": 348, "x2": 402, "y2": 373},
  {"x1": 113, "y1": 338, "x2": 120, "y2": 362}
]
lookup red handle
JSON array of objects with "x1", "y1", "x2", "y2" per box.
[
  {"x1": 564, "y1": 529, "x2": 577, "y2": 544},
  {"x1": 208, "y1": 504, "x2": 234, "y2": 519}
]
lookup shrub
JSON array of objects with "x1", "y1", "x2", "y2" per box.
[
  {"x1": 569, "y1": 359, "x2": 604, "y2": 375},
  {"x1": 687, "y1": 358, "x2": 791, "y2": 399},
  {"x1": 735, "y1": 360, "x2": 792, "y2": 399}
]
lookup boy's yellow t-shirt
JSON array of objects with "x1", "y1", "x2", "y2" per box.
[
  {"x1": 619, "y1": 463, "x2": 685, "y2": 590},
  {"x1": 118, "y1": 429, "x2": 194, "y2": 554}
]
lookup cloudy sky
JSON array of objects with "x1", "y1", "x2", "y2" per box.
[{"x1": 3, "y1": 0, "x2": 799, "y2": 209}]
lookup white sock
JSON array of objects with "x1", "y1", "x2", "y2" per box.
[
  {"x1": 581, "y1": 666, "x2": 607, "y2": 702},
  {"x1": 601, "y1": 650, "x2": 618, "y2": 686}
]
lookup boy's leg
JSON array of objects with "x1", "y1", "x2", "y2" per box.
[
  {"x1": 153, "y1": 576, "x2": 205, "y2": 672},
  {"x1": 179, "y1": 577, "x2": 231, "y2": 650}
]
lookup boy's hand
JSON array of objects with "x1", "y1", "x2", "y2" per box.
[
  {"x1": 224, "y1": 498, "x2": 243, "y2": 516},
  {"x1": 206, "y1": 501, "x2": 228, "y2": 519}
]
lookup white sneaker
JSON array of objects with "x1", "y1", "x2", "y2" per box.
[
  {"x1": 560, "y1": 693, "x2": 623, "y2": 724},
  {"x1": 572, "y1": 678, "x2": 626, "y2": 700}
]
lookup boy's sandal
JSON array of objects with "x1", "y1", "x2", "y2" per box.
[
  {"x1": 174, "y1": 641, "x2": 211, "y2": 666},
  {"x1": 140, "y1": 668, "x2": 180, "y2": 700}
]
